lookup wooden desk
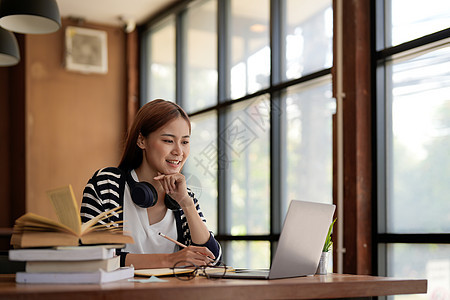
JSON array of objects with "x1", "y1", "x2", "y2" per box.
[{"x1": 0, "y1": 273, "x2": 427, "y2": 300}]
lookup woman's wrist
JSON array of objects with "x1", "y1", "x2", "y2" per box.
[
  {"x1": 179, "y1": 195, "x2": 195, "y2": 210},
  {"x1": 160, "y1": 253, "x2": 173, "y2": 267}
]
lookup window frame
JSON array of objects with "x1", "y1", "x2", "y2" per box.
[
  {"x1": 373, "y1": 0, "x2": 450, "y2": 279},
  {"x1": 140, "y1": 0, "x2": 334, "y2": 266}
]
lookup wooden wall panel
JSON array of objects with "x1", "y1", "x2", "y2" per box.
[
  {"x1": 24, "y1": 19, "x2": 127, "y2": 220},
  {"x1": 126, "y1": 30, "x2": 139, "y2": 129},
  {"x1": 333, "y1": 0, "x2": 373, "y2": 275},
  {"x1": 0, "y1": 68, "x2": 11, "y2": 230},
  {"x1": 0, "y1": 66, "x2": 12, "y2": 252},
  {"x1": 341, "y1": 0, "x2": 372, "y2": 275},
  {"x1": 0, "y1": 35, "x2": 26, "y2": 249}
]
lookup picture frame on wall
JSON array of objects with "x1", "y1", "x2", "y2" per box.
[{"x1": 64, "y1": 26, "x2": 108, "y2": 74}]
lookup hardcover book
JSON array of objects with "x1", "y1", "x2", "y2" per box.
[
  {"x1": 15, "y1": 267, "x2": 134, "y2": 284},
  {"x1": 9, "y1": 246, "x2": 116, "y2": 261},
  {"x1": 25, "y1": 256, "x2": 120, "y2": 273}
]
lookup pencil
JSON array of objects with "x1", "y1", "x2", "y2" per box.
[
  {"x1": 158, "y1": 232, "x2": 214, "y2": 262},
  {"x1": 158, "y1": 232, "x2": 187, "y2": 248}
]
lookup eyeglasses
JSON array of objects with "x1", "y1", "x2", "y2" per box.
[{"x1": 171, "y1": 261, "x2": 228, "y2": 280}]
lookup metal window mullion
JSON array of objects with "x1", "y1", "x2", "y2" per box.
[
  {"x1": 375, "y1": 0, "x2": 388, "y2": 282},
  {"x1": 139, "y1": 31, "x2": 150, "y2": 106},
  {"x1": 380, "y1": 51, "x2": 394, "y2": 283},
  {"x1": 377, "y1": 28, "x2": 450, "y2": 60},
  {"x1": 383, "y1": 0, "x2": 392, "y2": 51},
  {"x1": 218, "y1": 0, "x2": 230, "y2": 104},
  {"x1": 270, "y1": 0, "x2": 285, "y2": 87},
  {"x1": 175, "y1": 10, "x2": 186, "y2": 106},
  {"x1": 269, "y1": 0, "x2": 283, "y2": 235},
  {"x1": 375, "y1": 59, "x2": 388, "y2": 278},
  {"x1": 371, "y1": 0, "x2": 380, "y2": 277},
  {"x1": 217, "y1": 0, "x2": 230, "y2": 239},
  {"x1": 188, "y1": 68, "x2": 331, "y2": 117}
]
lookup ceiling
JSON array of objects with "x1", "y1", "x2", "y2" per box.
[{"x1": 56, "y1": 0, "x2": 178, "y2": 27}]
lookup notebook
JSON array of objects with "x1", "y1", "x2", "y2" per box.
[{"x1": 216, "y1": 200, "x2": 336, "y2": 280}]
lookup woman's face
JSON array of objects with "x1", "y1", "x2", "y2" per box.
[{"x1": 138, "y1": 116, "x2": 191, "y2": 175}]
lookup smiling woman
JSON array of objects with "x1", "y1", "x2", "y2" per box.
[
  {"x1": 135, "y1": 115, "x2": 191, "y2": 179},
  {"x1": 79, "y1": 99, "x2": 222, "y2": 270}
]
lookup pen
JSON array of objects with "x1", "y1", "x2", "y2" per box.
[{"x1": 158, "y1": 232, "x2": 214, "y2": 262}]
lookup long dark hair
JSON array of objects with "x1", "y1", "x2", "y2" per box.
[{"x1": 118, "y1": 99, "x2": 191, "y2": 171}]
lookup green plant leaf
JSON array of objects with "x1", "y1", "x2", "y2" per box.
[{"x1": 322, "y1": 218, "x2": 337, "y2": 252}]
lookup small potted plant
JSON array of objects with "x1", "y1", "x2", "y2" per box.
[{"x1": 317, "y1": 218, "x2": 336, "y2": 275}]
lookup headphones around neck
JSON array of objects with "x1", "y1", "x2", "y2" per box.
[{"x1": 125, "y1": 171, "x2": 180, "y2": 210}]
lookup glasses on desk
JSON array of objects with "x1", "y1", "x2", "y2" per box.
[{"x1": 171, "y1": 261, "x2": 228, "y2": 280}]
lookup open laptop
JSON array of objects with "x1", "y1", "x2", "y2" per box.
[{"x1": 216, "y1": 200, "x2": 336, "y2": 280}]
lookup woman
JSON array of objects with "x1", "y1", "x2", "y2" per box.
[{"x1": 80, "y1": 99, "x2": 221, "y2": 269}]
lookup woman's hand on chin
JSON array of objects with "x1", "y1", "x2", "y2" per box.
[{"x1": 153, "y1": 172, "x2": 193, "y2": 208}]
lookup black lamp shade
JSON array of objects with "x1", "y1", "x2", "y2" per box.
[
  {"x1": 0, "y1": 0, "x2": 61, "y2": 34},
  {"x1": 0, "y1": 27, "x2": 20, "y2": 66}
]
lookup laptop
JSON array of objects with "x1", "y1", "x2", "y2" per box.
[{"x1": 216, "y1": 200, "x2": 336, "y2": 280}]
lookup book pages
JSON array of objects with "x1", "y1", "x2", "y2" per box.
[{"x1": 47, "y1": 185, "x2": 81, "y2": 235}]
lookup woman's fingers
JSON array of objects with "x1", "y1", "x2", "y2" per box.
[
  {"x1": 189, "y1": 247, "x2": 215, "y2": 265},
  {"x1": 169, "y1": 177, "x2": 177, "y2": 193},
  {"x1": 153, "y1": 173, "x2": 186, "y2": 195},
  {"x1": 175, "y1": 246, "x2": 215, "y2": 266},
  {"x1": 158, "y1": 177, "x2": 170, "y2": 194},
  {"x1": 163, "y1": 177, "x2": 172, "y2": 194},
  {"x1": 189, "y1": 246, "x2": 215, "y2": 259},
  {"x1": 153, "y1": 173, "x2": 194, "y2": 208}
]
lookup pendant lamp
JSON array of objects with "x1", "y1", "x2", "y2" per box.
[
  {"x1": 0, "y1": 27, "x2": 20, "y2": 66},
  {"x1": 0, "y1": 0, "x2": 61, "y2": 34}
]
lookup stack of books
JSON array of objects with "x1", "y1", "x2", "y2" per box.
[
  {"x1": 9, "y1": 246, "x2": 134, "y2": 284},
  {"x1": 9, "y1": 185, "x2": 135, "y2": 284}
]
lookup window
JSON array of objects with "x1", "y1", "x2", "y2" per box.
[
  {"x1": 222, "y1": 96, "x2": 271, "y2": 268},
  {"x1": 183, "y1": 0, "x2": 217, "y2": 113},
  {"x1": 386, "y1": 46, "x2": 450, "y2": 234},
  {"x1": 284, "y1": 0, "x2": 333, "y2": 81},
  {"x1": 185, "y1": 112, "x2": 218, "y2": 232},
  {"x1": 141, "y1": 0, "x2": 333, "y2": 269},
  {"x1": 143, "y1": 16, "x2": 176, "y2": 102},
  {"x1": 282, "y1": 77, "x2": 334, "y2": 215},
  {"x1": 376, "y1": 0, "x2": 450, "y2": 299},
  {"x1": 229, "y1": 0, "x2": 270, "y2": 99},
  {"x1": 384, "y1": 0, "x2": 450, "y2": 48}
]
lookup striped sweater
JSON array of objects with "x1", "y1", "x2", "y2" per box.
[{"x1": 80, "y1": 167, "x2": 222, "y2": 266}]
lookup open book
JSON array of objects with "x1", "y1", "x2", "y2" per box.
[
  {"x1": 134, "y1": 266, "x2": 234, "y2": 278},
  {"x1": 10, "y1": 185, "x2": 134, "y2": 248},
  {"x1": 134, "y1": 268, "x2": 193, "y2": 277}
]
